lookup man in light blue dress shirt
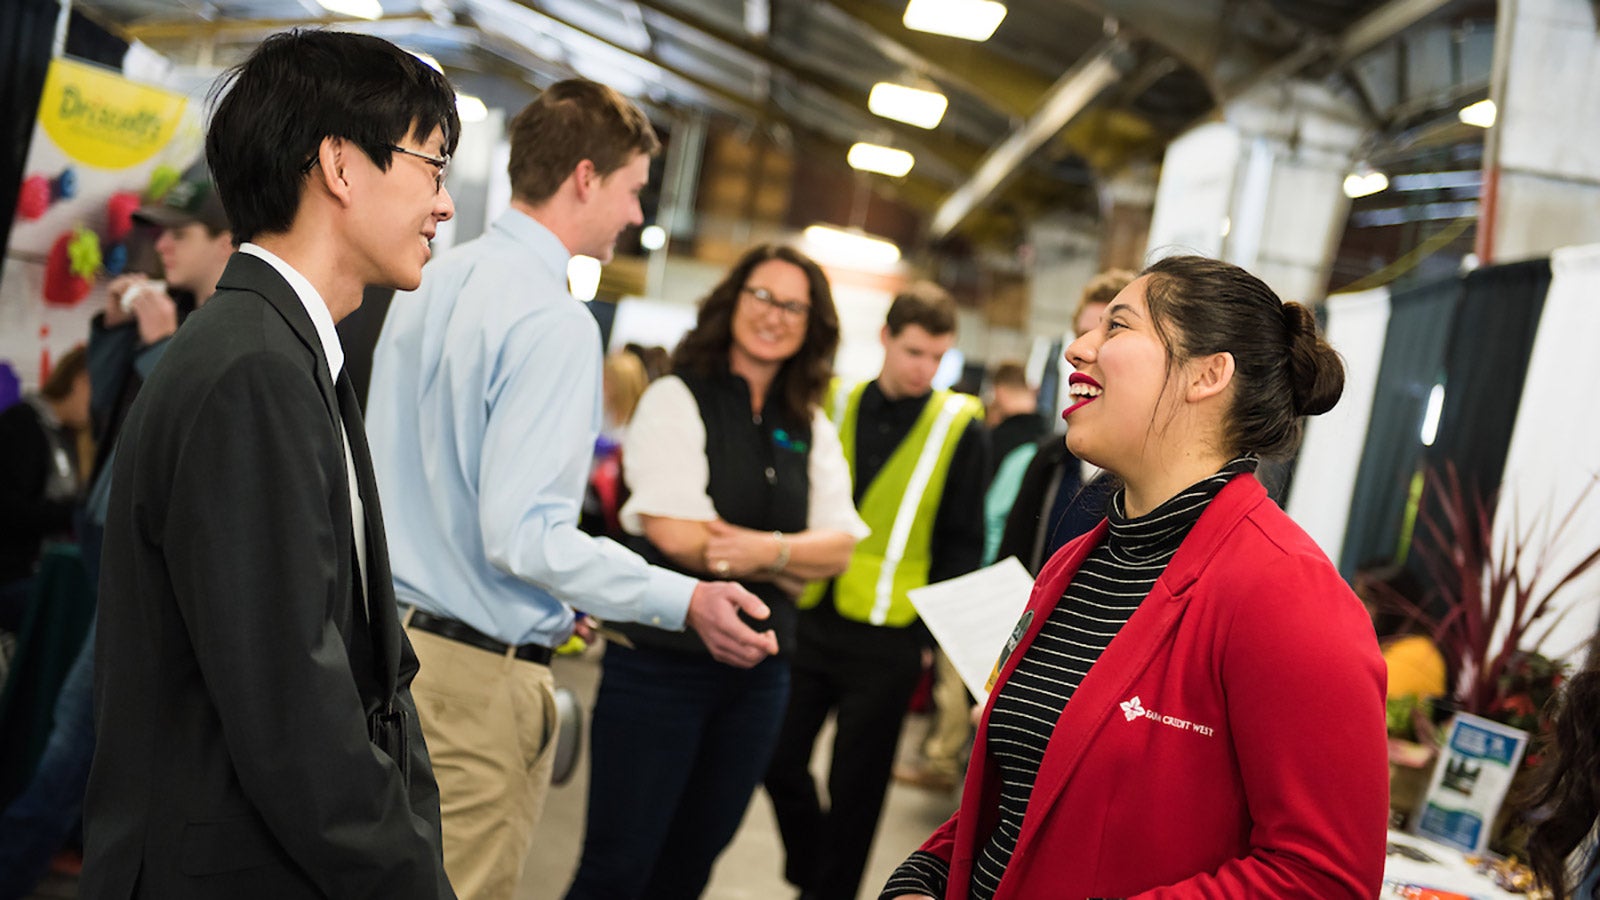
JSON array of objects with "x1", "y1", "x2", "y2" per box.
[{"x1": 366, "y1": 79, "x2": 779, "y2": 900}]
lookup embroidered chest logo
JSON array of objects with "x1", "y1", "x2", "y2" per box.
[{"x1": 1118, "y1": 695, "x2": 1215, "y2": 737}]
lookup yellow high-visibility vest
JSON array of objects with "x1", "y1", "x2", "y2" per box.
[{"x1": 799, "y1": 380, "x2": 982, "y2": 626}]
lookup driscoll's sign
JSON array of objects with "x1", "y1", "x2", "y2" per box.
[{"x1": 38, "y1": 58, "x2": 187, "y2": 170}]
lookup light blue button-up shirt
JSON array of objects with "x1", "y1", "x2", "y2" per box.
[{"x1": 366, "y1": 209, "x2": 695, "y2": 647}]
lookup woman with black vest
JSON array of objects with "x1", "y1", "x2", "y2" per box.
[{"x1": 565, "y1": 244, "x2": 866, "y2": 900}]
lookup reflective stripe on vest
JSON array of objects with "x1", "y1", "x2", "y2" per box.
[
  {"x1": 801, "y1": 383, "x2": 979, "y2": 627},
  {"x1": 867, "y1": 392, "x2": 971, "y2": 625}
]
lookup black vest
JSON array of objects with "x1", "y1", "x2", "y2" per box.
[{"x1": 618, "y1": 370, "x2": 811, "y2": 655}]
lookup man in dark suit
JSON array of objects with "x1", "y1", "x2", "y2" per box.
[{"x1": 82, "y1": 31, "x2": 460, "y2": 899}]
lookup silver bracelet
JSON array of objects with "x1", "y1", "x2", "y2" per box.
[{"x1": 768, "y1": 531, "x2": 791, "y2": 575}]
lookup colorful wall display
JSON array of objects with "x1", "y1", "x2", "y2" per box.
[{"x1": 1, "y1": 56, "x2": 202, "y2": 392}]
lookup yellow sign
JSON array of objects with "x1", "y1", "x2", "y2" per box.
[{"x1": 38, "y1": 58, "x2": 187, "y2": 170}]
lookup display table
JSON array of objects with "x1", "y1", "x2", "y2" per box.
[{"x1": 1384, "y1": 829, "x2": 1527, "y2": 899}]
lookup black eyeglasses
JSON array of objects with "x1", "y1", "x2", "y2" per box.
[
  {"x1": 298, "y1": 144, "x2": 450, "y2": 193},
  {"x1": 388, "y1": 144, "x2": 450, "y2": 193},
  {"x1": 743, "y1": 286, "x2": 810, "y2": 320}
]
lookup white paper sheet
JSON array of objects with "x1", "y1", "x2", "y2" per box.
[{"x1": 908, "y1": 557, "x2": 1037, "y2": 704}]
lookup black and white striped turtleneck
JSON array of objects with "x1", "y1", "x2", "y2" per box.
[{"x1": 882, "y1": 457, "x2": 1258, "y2": 900}]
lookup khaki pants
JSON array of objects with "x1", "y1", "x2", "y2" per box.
[
  {"x1": 921, "y1": 649, "x2": 972, "y2": 778},
  {"x1": 405, "y1": 625, "x2": 558, "y2": 900}
]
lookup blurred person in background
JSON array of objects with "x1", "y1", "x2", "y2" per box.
[
  {"x1": 0, "y1": 165, "x2": 234, "y2": 900},
  {"x1": 0, "y1": 347, "x2": 88, "y2": 632},
  {"x1": 994, "y1": 269, "x2": 1135, "y2": 575},
  {"x1": 765, "y1": 282, "x2": 989, "y2": 900},
  {"x1": 566, "y1": 243, "x2": 865, "y2": 899}
]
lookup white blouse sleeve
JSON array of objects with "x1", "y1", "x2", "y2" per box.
[
  {"x1": 618, "y1": 376, "x2": 718, "y2": 535},
  {"x1": 806, "y1": 408, "x2": 871, "y2": 539}
]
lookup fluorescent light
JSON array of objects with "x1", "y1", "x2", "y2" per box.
[
  {"x1": 1459, "y1": 99, "x2": 1496, "y2": 128},
  {"x1": 568, "y1": 255, "x2": 603, "y2": 301},
  {"x1": 802, "y1": 225, "x2": 901, "y2": 269},
  {"x1": 868, "y1": 82, "x2": 948, "y2": 129},
  {"x1": 847, "y1": 142, "x2": 914, "y2": 177},
  {"x1": 640, "y1": 224, "x2": 666, "y2": 251},
  {"x1": 903, "y1": 0, "x2": 1007, "y2": 41},
  {"x1": 1342, "y1": 169, "x2": 1388, "y2": 199},
  {"x1": 319, "y1": 0, "x2": 384, "y2": 20},
  {"x1": 1420, "y1": 383, "x2": 1445, "y2": 446},
  {"x1": 456, "y1": 94, "x2": 488, "y2": 123}
]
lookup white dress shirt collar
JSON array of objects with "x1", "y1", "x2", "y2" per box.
[{"x1": 239, "y1": 242, "x2": 345, "y2": 382}]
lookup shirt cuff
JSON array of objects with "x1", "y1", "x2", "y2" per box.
[
  {"x1": 637, "y1": 565, "x2": 697, "y2": 632},
  {"x1": 880, "y1": 850, "x2": 949, "y2": 899}
]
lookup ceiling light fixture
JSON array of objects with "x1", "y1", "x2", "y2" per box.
[
  {"x1": 847, "y1": 142, "x2": 915, "y2": 177},
  {"x1": 319, "y1": 0, "x2": 384, "y2": 21},
  {"x1": 1459, "y1": 99, "x2": 1496, "y2": 128},
  {"x1": 868, "y1": 82, "x2": 948, "y2": 129},
  {"x1": 902, "y1": 0, "x2": 1007, "y2": 42},
  {"x1": 802, "y1": 225, "x2": 901, "y2": 269},
  {"x1": 1342, "y1": 167, "x2": 1389, "y2": 199},
  {"x1": 640, "y1": 224, "x2": 667, "y2": 251}
]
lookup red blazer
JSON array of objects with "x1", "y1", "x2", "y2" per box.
[{"x1": 917, "y1": 474, "x2": 1388, "y2": 899}]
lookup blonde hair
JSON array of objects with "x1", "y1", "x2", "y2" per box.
[{"x1": 603, "y1": 351, "x2": 649, "y2": 425}]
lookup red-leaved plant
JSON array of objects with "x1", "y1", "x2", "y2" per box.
[{"x1": 1368, "y1": 463, "x2": 1600, "y2": 731}]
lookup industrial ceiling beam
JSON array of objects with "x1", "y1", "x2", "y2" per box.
[
  {"x1": 929, "y1": 39, "x2": 1127, "y2": 238},
  {"x1": 1335, "y1": 0, "x2": 1457, "y2": 66}
]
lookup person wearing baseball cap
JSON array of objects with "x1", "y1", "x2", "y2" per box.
[{"x1": 0, "y1": 163, "x2": 236, "y2": 898}]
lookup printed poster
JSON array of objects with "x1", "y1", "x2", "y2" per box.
[{"x1": 1414, "y1": 713, "x2": 1530, "y2": 853}]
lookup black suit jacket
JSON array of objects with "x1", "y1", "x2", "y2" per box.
[{"x1": 82, "y1": 253, "x2": 452, "y2": 900}]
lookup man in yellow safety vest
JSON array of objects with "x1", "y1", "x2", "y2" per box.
[{"x1": 765, "y1": 281, "x2": 990, "y2": 900}]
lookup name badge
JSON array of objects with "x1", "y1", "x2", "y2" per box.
[{"x1": 986, "y1": 609, "x2": 1034, "y2": 692}]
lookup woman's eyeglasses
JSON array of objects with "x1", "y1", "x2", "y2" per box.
[{"x1": 743, "y1": 286, "x2": 810, "y2": 320}]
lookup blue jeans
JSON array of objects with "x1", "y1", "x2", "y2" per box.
[{"x1": 565, "y1": 644, "x2": 789, "y2": 900}]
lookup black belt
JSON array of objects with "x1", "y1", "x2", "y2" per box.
[{"x1": 405, "y1": 608, "x2": 554, "y2": 665}]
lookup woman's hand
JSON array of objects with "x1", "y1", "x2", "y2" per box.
[{"x1": 703, "y1": 519, "x2": 782, "y2": 579}]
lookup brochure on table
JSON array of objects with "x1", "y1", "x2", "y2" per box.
[{"x1": 1414, "y1": 713, "x2": 1530, "y2": 854}]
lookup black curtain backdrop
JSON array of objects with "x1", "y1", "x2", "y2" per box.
[
  {"x1": 1413, "y1": 258, "x2": 1551, "y2": 558},
  {"x1": 1338, "y1": 276, "x2": 1462, "y2": 577},
  {"x1": 0, "y1": 0, "x2": 61, "y2": 259}
]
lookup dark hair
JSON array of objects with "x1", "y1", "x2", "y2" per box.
[
  {"x1": 205, "y1": 30, "x2": 461, "y2": 243},
  {"x1": 886, "y1": 281, "x2": 957, "y2": 337},
  {"x1": 990, "y1": 360, "x2": 1029, "y2": 391},
  {"x1": 672, "y1": 244, "x2": 839, "y2": 426},
  {"x1": 41, "y1": 346, "x2": 88, "y2": 401},
  {"x1": 1518, "y1": 637, "x2": 1600, "y2": 900},
  {"x1": 1140, "y1": 255, "x2": 1344, "y2": 460},
  {"x1": 508, "y1": 80, "x2": 661, "y2": 205}
]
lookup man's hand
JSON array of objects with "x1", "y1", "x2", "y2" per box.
[
  {"x1": 104, "y1": 273, "x2": 147, "y2": 327},
  {"x1": 129, "y1": 284, "x2": 179, "y2": 346},
  {"x1": 685, "y1": 580, "x2": 779, "y2": 668}
]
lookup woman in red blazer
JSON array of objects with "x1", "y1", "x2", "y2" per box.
[{"x1": 884, "y1": 256, "x2": 1388, "y2": 900}]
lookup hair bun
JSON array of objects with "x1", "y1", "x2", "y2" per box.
[{"x1": 1281, "y1": 302, "x2": 1344, "y2": 417}]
